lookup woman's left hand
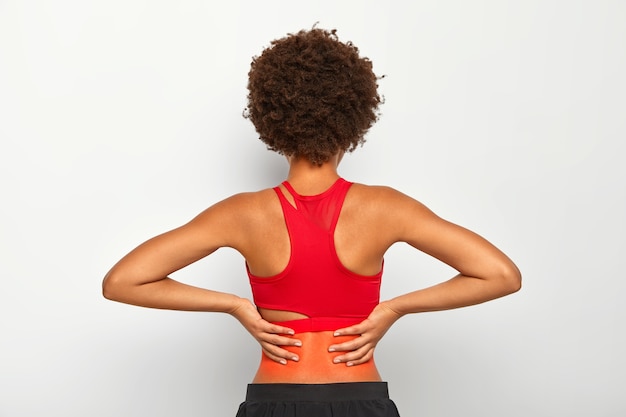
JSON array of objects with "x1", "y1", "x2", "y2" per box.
[{"x1": 328, "y1": 302, "x2": 402, "y2": 366}]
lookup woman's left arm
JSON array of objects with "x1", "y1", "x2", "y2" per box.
[
  {"x1": 102, "y1": 194, "x2": 304, "y2": 362},
  {"x1": 102, "y1": 196, "x2": 244, "y2": 312}
]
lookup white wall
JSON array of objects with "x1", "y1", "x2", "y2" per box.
[{"x1": 1, "y1": 1, "x2": 624, "y2": 416}]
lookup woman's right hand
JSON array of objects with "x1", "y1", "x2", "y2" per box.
[{"x1": 229, "y1": 298, "x2": 302, "y2": 364}]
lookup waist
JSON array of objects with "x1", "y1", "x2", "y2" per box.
[
  {"x1": 244, "y1": 381, "x2": 390, "y2": 402},
  {"x1": 272, "y1": 316, "x2": 364, "y2": 333},
  {"x1": 252, "y1": 331, "x2": 382, "y2": 384}
]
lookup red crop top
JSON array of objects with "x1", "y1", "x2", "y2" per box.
[{"x1": 247, "y1": 178, "x2": 383, "y2": 333}]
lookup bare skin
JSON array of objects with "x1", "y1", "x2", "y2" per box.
[{"x1": 102, "y1": 153, "x2": 521, "y2": 383}]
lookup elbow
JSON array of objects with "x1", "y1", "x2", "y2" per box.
[
  {"x1": 102, "y1": 270, "x2": 125, "y2": 301},
  {"x1": 500, "y1": 263, "x2": 522, "y2": 295}
]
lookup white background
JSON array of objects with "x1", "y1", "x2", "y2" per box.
[{"x1": 1, "y1": 1, "x2": 625, "y2": 416}]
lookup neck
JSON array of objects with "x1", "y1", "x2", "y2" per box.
[{"x1": 285, "y1": 155, "x2": 341, "y2": 194}]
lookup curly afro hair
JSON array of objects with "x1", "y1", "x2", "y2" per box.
[{"x1": 244, "y1": 27, "x2": 382, "y2": 165}]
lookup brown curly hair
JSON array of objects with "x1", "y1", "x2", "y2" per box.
[{"x1": 244, "y1": 27, "x2": 382, "y2": 165}]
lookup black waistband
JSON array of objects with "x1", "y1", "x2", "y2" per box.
[{"x1": 245, "y1": 382, "x2": 389, "y2": 402}]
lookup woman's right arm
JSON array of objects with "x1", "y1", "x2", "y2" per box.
[
  {"x1": 329, "y1": 186, "x2": 521, "y2": 366},
  {"x1": 384, "y1": 187, "x2": 522, "y2": 314}
]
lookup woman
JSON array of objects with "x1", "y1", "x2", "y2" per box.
[{"x1": 102, "y1": 27, "x2": 521, "y2": 417}]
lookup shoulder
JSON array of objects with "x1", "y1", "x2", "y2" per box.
[
  {"x1": 347, "y1": 182, "x2": 403, "y2": 197},
  {"x1": 344, "y1": 182, "x2": 441, "y2": 242},
  {"x1": 347, "y1": 182, "x2": 432, "y2": 213},
  {"x1": 197, "y1": 187, "x2": 279, "y2": 222},
  {"x1": 183, "y1": 187, "x2": 280, "y2": 247},
  {"x1": 211, "y1": 188, "x2": 276, "y2": 211}
]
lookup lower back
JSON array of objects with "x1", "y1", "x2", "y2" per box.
[{"x1": 252, "y1": 331, "x2": 382, "y2": 384}]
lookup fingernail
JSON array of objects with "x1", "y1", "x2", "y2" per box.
[
  {"x1": 292, "y1": 356, "x2": 299, "y2": 362},
  {"x1": 328, "y1": 347, "x2": 335, "y2": 352},
  {"x1": 346, "y1": 362, "x2": 354, "y2": 367},
  {"x1": 294, "y1": 341, "x2": 302, "y2": 347},
  {"x1": 288, "y1": 330, "x2": 295, "y2": 335},
  {"x1": 333, "y1": 358, "x2": 341, "y2": 364},
  {"x1": 280, "y1": 359, "x2": 287, "y2": 365},
  {"x1": 334, "y1": 332, "x2": 341, "y2": 336}
]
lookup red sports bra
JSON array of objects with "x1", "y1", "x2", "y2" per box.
[{"x1": 247, "y1": 178, "x2": 383, "y2": 333}]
